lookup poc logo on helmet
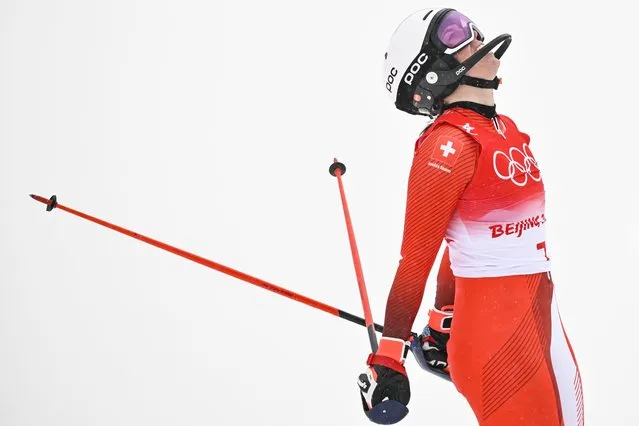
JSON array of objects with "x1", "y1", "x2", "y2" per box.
[
  {"x1": 404, "y1": 53, "x2": 429, "y2": 85},
  {"x1": 386, "y1": 67, "x2": 398, "y2": 93},
  {"x1": 455, "y1": 66, "x2": 466, "y2": 76}
]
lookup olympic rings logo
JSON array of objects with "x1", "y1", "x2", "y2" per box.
[{"x1": 493, "y1": 144, "x2": 541, "y2": 187}]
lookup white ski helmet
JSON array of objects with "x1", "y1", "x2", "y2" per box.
[{"x1": 383, "y1": 8, "x2": 512, "y2": 117}]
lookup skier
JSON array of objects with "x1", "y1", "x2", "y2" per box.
[{"x1": 358, "y1": 8, "x2": 584, "y2": 425}]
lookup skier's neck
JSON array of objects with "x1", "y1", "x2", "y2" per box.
[{"x1": 444, "y1": 85, "x2": 495, "y2": 109}]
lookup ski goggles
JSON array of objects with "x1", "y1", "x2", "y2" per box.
[{"x1": 434, "y1": 10, "x2": 484, "y2": 54}]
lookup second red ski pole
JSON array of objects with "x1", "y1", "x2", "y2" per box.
[{"x1": 329, "y1": 159, "x2": 378, "y2": 353}]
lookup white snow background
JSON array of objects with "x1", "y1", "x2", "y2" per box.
[{"x1": 2, "y1": 0, "x2": 638, "y2": 425}]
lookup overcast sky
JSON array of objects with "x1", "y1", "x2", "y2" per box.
[{"x1": 2, "y1": 1, "x2": 638, "y2": 425}]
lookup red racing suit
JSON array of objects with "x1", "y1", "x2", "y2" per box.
[{"x1": 382, "y1": 104, "x2": 584, "y2": 425}]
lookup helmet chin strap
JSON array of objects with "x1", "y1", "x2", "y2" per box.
[
  {"x1": 460, "y1": 75, "x2": 500, "y2": 89},
  {"x1": 457, "y1": 34, "x2": 512, "y2": 90},
  {"x1": 431, "y1": 34, "x2": 512, "y2": 87}
]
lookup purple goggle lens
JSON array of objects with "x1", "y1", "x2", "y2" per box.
[{"x1": 436, "y1": 10, "x2": 483, "y2": 50}]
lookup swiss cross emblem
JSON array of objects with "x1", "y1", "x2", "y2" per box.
[{"x1": 431, "y1": 136, "x2": 464, "y2": 167}]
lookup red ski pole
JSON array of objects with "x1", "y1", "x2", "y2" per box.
[
  {"x1": 329, "y1": 159, "x2": 378, "y2": 353},
  {"x1": 28, "y1": 194, "x2": 384, "y2": 332},
  {"x1": 29, "y1": 193, "x2": 450, "y2": 384}
]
